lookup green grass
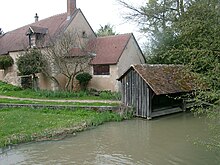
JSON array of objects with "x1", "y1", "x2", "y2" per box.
[
  {"x1": 0, "y1": 81, "x2": 121, "y2": 100},
  {"x1": 0, "y1": 108, "x2": 124, "y2": 147},
  {"x1": 0, "y1": 98, "x2": 119, "y2": 106}
]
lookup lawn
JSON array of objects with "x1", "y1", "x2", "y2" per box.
[
  {"x1": 0, "y1": 81, "x2": 121, "y2": 100},
  {"x1": 0, "y1": 107, "x2": 124, "y2": 148}
]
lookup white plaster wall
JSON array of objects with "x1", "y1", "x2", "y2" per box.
[
  {"x1": 88, "y1": 65, "x2": 119, "y2": 92},
  {"x1": 117, "y1": 36, "x2": 146, "y2": 77},
  {"x1": 66, "y1": 10, "x2": 96, "y2": 40}
]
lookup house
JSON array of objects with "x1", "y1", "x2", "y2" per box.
[
  {"x1": 0, "y1": 0, "x2": 145, "y2": 92},
  {"x1": 118, "y1": 64, "x2": 196, "y2": 119}
]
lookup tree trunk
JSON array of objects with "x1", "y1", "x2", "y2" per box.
[
  {"x1": 180, "y1": 0, "x2": 184, "y2": 15},
  {"x1": 65, "y1": 75, "x2": 73, "y2": 91}
]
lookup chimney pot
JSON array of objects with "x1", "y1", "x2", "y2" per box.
[
  {"x1": 67, "y1": 0, "x2": 76, "y2": 20},
  {"x1": 35, "y1": 13, "x2": 39, "y2": 22}
]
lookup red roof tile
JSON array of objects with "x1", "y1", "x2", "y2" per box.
[{"x1": 90, "y1": 34, "x2": 132, "y2": 65}]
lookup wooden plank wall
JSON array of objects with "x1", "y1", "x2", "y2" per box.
[{"x1": 120, "y1": 69, "x2": 150, "y2": 118}]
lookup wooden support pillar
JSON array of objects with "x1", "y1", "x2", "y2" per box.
[
  {"x1": 182, "y1": 100, "x2": 186, "y2": 112},
  {"x1": 146, "y1": 86, "x2": 151, "y2": 119}
]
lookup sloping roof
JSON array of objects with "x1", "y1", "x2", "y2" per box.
[
  {"x1": 118, "y1": 64, "x2": 197, "y2": 95},
  {"x1": 90, "y1": 33, "x2": 132, "y2": 65},
  {"x1": 0, "y1": 10, "x2": 80, "y2": 55}
]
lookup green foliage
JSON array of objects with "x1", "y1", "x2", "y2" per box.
[
  {"x1": 76, "y1": 72, "x2": 92, "y2": 90},
  {"x1": 0, "y1": 55, "x2": 14, "y2": 69},
  {"x1": 118, "y1": 0, "x2": 192, "y2": 50},
  {"x1": 0, "y1": 81, "x2": 22, "y2": 92},
  {"x1": 0, "y1": 83, "x2": 120, "y2": 100},
  {"x1": 76, "y1": 72, "x2": 92, "y2": 85},
  {"x1": 0, "y1": 108, "x2": 124, "y2": 147},
  {"x1": 17, "y1": 49, "x2": 45, "y2": 76},
  {"x1": 99, "y1": 90, "x2": 121, "y2": 100},
  {"x1": 96, "y1": 24, "x2": 117, "y2": 37}
]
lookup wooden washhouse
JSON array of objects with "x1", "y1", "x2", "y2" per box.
[{"x1": 118, "y1": 64, "x2": 196, "y2": 119}]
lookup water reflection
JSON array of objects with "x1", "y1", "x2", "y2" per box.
[{"x1": 1, "y1": 112, "x2": 219, "y2": 165}]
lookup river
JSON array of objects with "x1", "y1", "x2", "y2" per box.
[{"x1": 0, "y1": 112, "x2": 220, "y2": 165}]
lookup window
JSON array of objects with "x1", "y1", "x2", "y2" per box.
[{"x1": 93, "y1": 65, "x2": 110, "y2": 75}]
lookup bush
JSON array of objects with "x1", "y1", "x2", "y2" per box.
[
  {"x1": 76, "y1": 72, "x2": 92, "y2": 90},
  {"x1": 0, "y1": 55, "x2": 14, "y2": 69},
  {"x1": 17, "y1": 49, "x2": 45, "y2": 75}
]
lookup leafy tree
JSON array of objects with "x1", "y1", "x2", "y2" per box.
[
  {"x1": 117, "y1": 0, "x2": 193, "y2": 49},
  {"x1": 96, "y1": 24, "x2": 117, "y2": 36},
  {"x1": 17, "y1": 49, "x2": 45, "y2": 89}
]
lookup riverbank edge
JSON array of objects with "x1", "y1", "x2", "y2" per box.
[{"x1": 0, "y1": 106, "x2": 133, "y2": 149}]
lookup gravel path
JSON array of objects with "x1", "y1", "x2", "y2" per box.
[{"x1": 0, "y1": 95, "x2": 121, "y2": 104}]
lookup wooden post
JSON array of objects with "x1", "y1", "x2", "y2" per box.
[{"x1": 146, "y1": 86, "x2": 151, "y2": 119}]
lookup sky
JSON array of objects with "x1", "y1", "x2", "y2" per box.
[{"x1": 0, "y1": 0, "x2": 146, "y2": 45}]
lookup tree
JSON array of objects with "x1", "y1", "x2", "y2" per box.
[
  {"x1": 44, "y1": 30, "x2": 95, "y2": 91},
  {"x1": 96, "y1": 24, "x2": 117, "y2": 36},
  {"x1": 17, "y1": 49, "x2": 45, "y2": 89},
  {"x1": 147, "y1": 0, "x2": 220, "y2": 150},
  {"x1": 117, "y1": 0, "x2": 193, "y2": 51}
]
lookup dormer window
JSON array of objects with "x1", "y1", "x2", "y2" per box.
[{"x1": 26, "y1": 26, "x2": 48, "y2": 48}]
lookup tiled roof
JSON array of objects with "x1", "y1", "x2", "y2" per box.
[
  {"x1": 0, "y1": 11, "x2": 79, "y2": 55},
  {"x1": 0, "y1": 11, "x2": 138, "y2": 66},
  {"x1": 90, "y1": 34, "x2": 132, "y2": 65},
  {"x1": 119, "y1": 64, "x2": 197, "y2": 95}
]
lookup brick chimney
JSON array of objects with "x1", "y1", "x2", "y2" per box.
[{"x1": 67, "y1": 0, "x2": 76, "y2": 20}]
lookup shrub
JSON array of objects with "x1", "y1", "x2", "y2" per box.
[
  {"x1": 0, "y1": 55, "x2": 14, "y2": 69},
  {"x1": 76, "y1": 72, "x2": 92, "y2": 90},
  {"x1": 17, "y1": 49, "x2": 45, "y2": 76}
]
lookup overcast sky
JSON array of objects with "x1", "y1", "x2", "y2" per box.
[{"x1": 0, "y1": 0, "x2": 146, "y2": 44}]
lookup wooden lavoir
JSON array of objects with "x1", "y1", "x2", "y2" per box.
[{"x1": 118, "y1": 64, "x2": 196, "y2": 119}]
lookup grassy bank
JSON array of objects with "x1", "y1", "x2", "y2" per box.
[
  {"x1": 0, "y1": 81, "x2": 121, "y2": 100},
  {"x1": 0, "y1": 108, "x2": 127, "y2": 148}
]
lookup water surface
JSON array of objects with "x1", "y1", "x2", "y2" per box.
[{"x1": 1, "y1": 112, "x2": 219, "y2": 165}]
